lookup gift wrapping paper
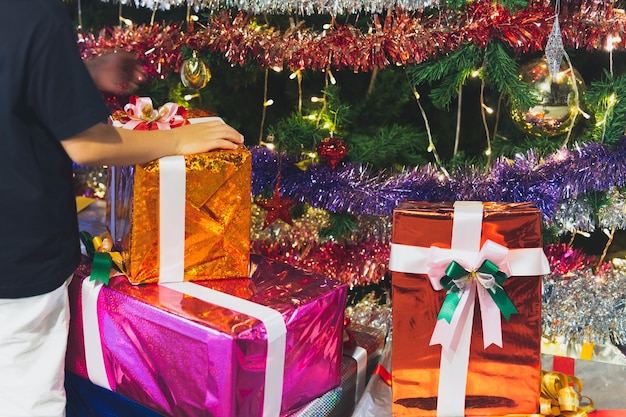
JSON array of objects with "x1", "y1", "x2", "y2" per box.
[
  {"x1": 66, "y1": 254, "x2": 347, "y2": 417},
  {"x1": 287, "y1": 323, "x2": 386, "y2": 417},
  {"x1": 108, "y1": 117, "x2": 251, "y2": 284},
  {"x1": 542, "y1": 342, "x2": 626, "y2": 409},
  {"x1": 389, "y1": 201, "x2": 550, "y2": 417}
]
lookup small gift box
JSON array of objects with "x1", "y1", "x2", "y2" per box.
[
  {"x1": 542, "y1": 341, "x2": 626, "y2": 409},
  {"x1": 388, "y1": 201, "x2": 550, "y2": 416},
  {"x1": 66, "y1": 254, "x2": 347, "y2": 417},
  {"x1": 287, "y1": 323, "x2": 386, "y2": 417},
  {"x1": 108, "y1": 96, "x2": 251, "y2": 284}
]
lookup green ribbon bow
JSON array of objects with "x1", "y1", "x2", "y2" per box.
[
  {"x1": 79, "y1": 231, "x2": 114, "y2": 285},
  {"x1": 437, "y1": 259, "x2": 518, "y2": 323}
]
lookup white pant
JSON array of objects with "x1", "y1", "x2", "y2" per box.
[{"x1": 0, "y1": 277, "x2": 72, "y2": 417}]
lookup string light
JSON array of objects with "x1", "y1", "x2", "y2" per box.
[
  {"x1": 259, "y1": 141, "x2": 275, "y2": 150},
  {"x1": 605, "y1": 34, "x2": 621, "y2": 52},
  {"x1": 597, "y1": 93, "x2": 617, "y2": 143},
  {"x1": 327, "y1": 69, "x2": 337, "y2": 85},
  {"x1": 290, "y1": 70, "x2": 303, "y2": 113},
  {"x1": 259, "y1": 134, "x2": 276, "y2": 150},
  {"x1": 407, "y1": 78, "x2": 448, "y2": 177},
  {"x1": 259, "y1": 68, "x2": 271, "y2": 143},
  {"x1": 183, "y1": 93, "x2": 200, "y2": 101},
  {"x1": 479, "y1": 76, "x2": 492, "y2": 166}
]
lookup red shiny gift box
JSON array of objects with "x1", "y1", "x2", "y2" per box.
[{"x1": 388, "y1": 201, "x2": 550, "y2": 416}]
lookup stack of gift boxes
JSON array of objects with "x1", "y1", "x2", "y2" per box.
[
  {"x1": 67, "y1": 99, "x2": 386, "y2": 417},
  {"x1": 70, "y1": 97, "x2": 613, "y2": 416}
]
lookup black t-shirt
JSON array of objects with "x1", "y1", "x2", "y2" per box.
[{"x1": 0, "y1": 0, "x2": 110, "y2": 298}]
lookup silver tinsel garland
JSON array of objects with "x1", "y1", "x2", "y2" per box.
[
  {"x1": 103, "y1": 0, "x2": 437, "y2": 14},
  {"x1": 551, "y1": 187, "x2": 626, "y2": 233},
  {"x1": 543, "y1": 261, "x2": 626, "y2": 347}
]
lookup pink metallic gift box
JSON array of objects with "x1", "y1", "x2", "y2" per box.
[{"x1": 66, "y1": 254, "x2": 347, "y2": 417}]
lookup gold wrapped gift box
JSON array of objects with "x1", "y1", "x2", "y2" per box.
[{"x1": 108, "y1": 147, "x2": 251, "y2": 284}]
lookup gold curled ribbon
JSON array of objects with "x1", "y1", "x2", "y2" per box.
[
  {"x1": 91, "y1": 231, "x2": 125, "y2": 273},
  {"x1": 79, "y1": 231, "x2": 127, "y2": 285},
  {"x1": 504, "y1": 370, "x2": 595, "y2": 417}
]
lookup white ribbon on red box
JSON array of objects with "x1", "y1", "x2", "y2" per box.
[{"x1": 388, "y1": 201, "x2": 551, "y2": 417}]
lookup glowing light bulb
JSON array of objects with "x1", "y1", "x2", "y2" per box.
[
  {"x1": 606, "y1": 34, "x2": 622, "y2": 51},
  {"x1": 609, "y1": 93, "x2": 617, "y2": 105},
  {"x1": 328, "y1": 71, "x2": 336, "y2": 85}
]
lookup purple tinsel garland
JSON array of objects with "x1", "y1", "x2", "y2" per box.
[{"x1": 251, "y1": 136, "x2": 626, "y2": 221}]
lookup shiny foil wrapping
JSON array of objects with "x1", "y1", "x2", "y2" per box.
[
  {"x1": 66, "y1": 254, "x2": 347, "y2": 417},
  {"x1": 542, "y1": 350, "x2": 626, "y2": 410},
  {"x1": 108, "y1": 147, "x2": 251, "y2": 284},
  {"x1": 391, "y1": 202, "x2": 543, "y2": 417},
  {"x1": 287, "y1": 324, "x2": 386, "y2": 417}
]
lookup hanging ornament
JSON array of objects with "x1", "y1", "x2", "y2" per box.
[
  {"x1": 509, "y1": 58, "x2": 586, "y2": 137},
  {"x1": 180, "y1": 51, "x2": 211, "y2": 90},
  {"x1": 545, "y1": 17, "x2": 565, "y2": 82},
  {"x1": 316, "y1": 134, "x2": 348, "y2": 169},
  {"x1": 256, "y1": 174, "x2": 294, "y2": 229}
]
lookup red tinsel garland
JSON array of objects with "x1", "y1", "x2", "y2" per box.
[{"x1": 78, "y1": 0, "x2": 626, "y2": 77}]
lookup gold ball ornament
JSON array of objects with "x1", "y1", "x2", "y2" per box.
[
  {"x1": 510, "y1": 58, "x2": 586, "y2": 137},
  {"x1": 180, "y1": 52, "x2": 211, "y2": 90}
]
